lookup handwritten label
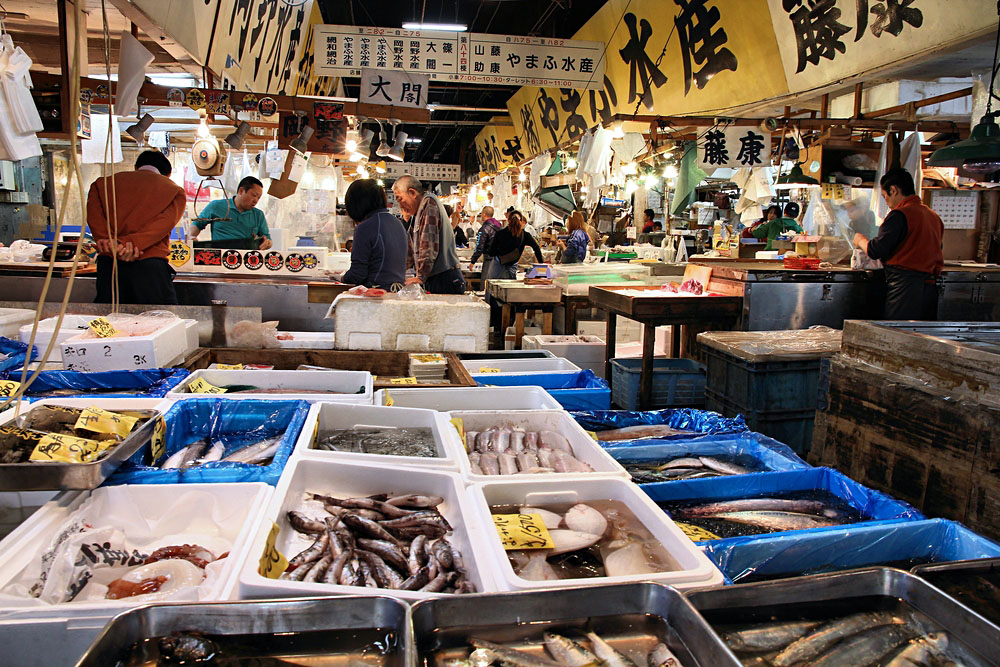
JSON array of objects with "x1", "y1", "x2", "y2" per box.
[
  {"x1": 150, "y1": 416, "x2": 166, "y2": 465},
  {"x1": 389, "y1": 377, "x2": 418, "y2": 385},
  {"x1": 74, "y1": 406, "x2": 138, "y2": 439},
  {"x1": 674, "y1": 521, "x2": 721, "y2": 542},
  {"x1": 450, "y1": 418, "x2": 465, "y2": 449},
  {"x1": 216, "y1": 363, "x2": 244, "y2": 370},
  {"x1": 412, "y1": 354, "x2": 445, "y2": 363},
  {"x1": 188, "y1": 377, "x2": 228, "y2": 394},
  {"x1": 0, "y1": 380, "x2": 20, "y2": 398},
  {"x1": 479, "y1": 367, "x2": 501, "y2": 373},
  {"x1": 88, "y1": 317, "x2": 120, "y2": 338},
  {"x1": 383, "y1": 391, "x2": 395, "y2": 407},
  {"x1": 492, "y1": 513, "x2": 554, "y2": 550},
  {"x1": 258, "y1": 522, "x2": 289, "y2": 579},
  {"x1": 29, "y1": 433, "x2": 110, "y2": 463}
]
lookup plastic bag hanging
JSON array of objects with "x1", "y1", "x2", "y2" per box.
[
  {"x1": 0, "y1": 34, "x2": 40, "y2": 161},
  {"x1": 0, "y1": 35, "x2": 42, "y2": 134}
]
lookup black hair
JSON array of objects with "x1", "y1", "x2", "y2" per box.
[
  {"x1": 644, "y1": 208, "x2": 655, "y2": 220},
  {"x1": 345, "y1": 178, "x2": 388, "y2": 222},
  {"x1": 652, "y1": 222, "x2": 663, "y2": 230},
  {"x1": 134, "y1": 150, "x2": 172, "y2": 176},
  {"x1": 880, "y1": 168, "x2": 916, "y2": 197},
  {"x1": 238, "y1": 176, "x2": 263, "y2": 193},
  {"x1": 783, "y1": 202, "x2": 800, "y2": 218},
  {"x1": 444, "y1": 204, "x2": 454, "y2": 217},
  {"x1": 764, "y1": 204, "x2": 782, "y2": 220}
]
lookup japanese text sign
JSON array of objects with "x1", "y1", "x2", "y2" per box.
[
  {"x1": 74, "y1": 407, "x2": 138, "y2": 439},
  {"x1": 697, "y1": 126, "x2": 772, "y2": 171},
  {"x1": 359, "y1": 68, "x2": 429, "y2": 108}
]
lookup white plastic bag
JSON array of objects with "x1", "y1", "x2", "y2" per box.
[
  {"x1": 851, "y1": 248, "x2": 883, "y2": 270},
  {"x1": 1, "y1": 36, "x2": 43, "y2": 134}
]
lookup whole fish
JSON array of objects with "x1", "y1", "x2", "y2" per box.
[
  {"x1": 883, "y1": 634, "x2": 950, "y2": 667},
  {"x1": 772, "y1": 612, "x2": 902, "y2": 667},
  {"x1": 544, "y1": 633, "x2": 600, "y2": 667},
  {"x1": 657, "y1": 457, "x2": 704, "y2": 471},
  {"x1": 647, "y1": 643, "x2": 681, "y2": 667},
  {"x1": 722, "y1": 620, "x2": 822, "y2": 652},
  {"x1": 340, "y1": 512, "x2": 404, "y2": 548},
  {"x1": 596, "y1": 424, "x2": 695, "y2": 441},
  {"x1": 399, "y1": 565, "x2": 430, "y2": 590},
  {"x1": 287, "y1": 510, "x2": 327, "y2": 535},
  {"x1": 288, "y1": 532, "x2": 329, "y2": 571},
  {"x1": 301, "y1": 553, "x2": 333, "y2": 583},
  {"x1": 698, "y1": 457, "x2": 751, "y2": 475},
  {"x1": 810, "y1": 624, "x2": 917, "y2": 667},
  {"x1": 199, "y1": 441, "x2": 226, "y2": 463},
  {"x1": 469, "y1": 639, "x2": 562, "y2": 667},
  {"x1": 322, "y1": 550, "x2": 351, "y2": 585},
  {"x1": 161, "y1": 440, "x2": 208, "y2": 469},
  {"x1": 674, "y1": 499, "x2": 832, "y2": 518},
  {"x1": 518, "y1": 550, "x2": 560, "y2": 581},
  {"x1": 707, "y1": 510, "x2": 843, "y2": 532},
  {"x1": 356, "y1": 538, "x2": 408, "y2": 572},
  {"x1": 379, "y1": 510, "x2": 451, "y2": 531},
  {"x1": 586, "y1": 632, "x2": 636, "y2": 667},
  {"x1": 221, "y1": 436, "x2": 282, "y2": 464},
  {"x1": 385, "y1": 494, "x2": 443, "y2": 508}
]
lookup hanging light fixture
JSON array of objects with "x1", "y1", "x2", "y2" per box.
[
  {"x1": 662, "y1": 163, "x2": 678, "y2": 179},
  {"x1": 356, "y1": 164, "x2": 369, "y2": 177},
  {"x1": 776, "y1": 163, "x2": 819, "y2": 186},
  {"x1": 355, "y1": 126, "x2": 375, "y2": 157},
  {"x1": 388, "y1": 130, "x2": 409, "y2": 161},
  {"x1": 224, "y1": 121, "x2": 251, "y2": 150},
  {"x1": 375, "y1": 124, "x2": 392, "y2": 157},
  {"x1": 612, "y1": 121, "x2": 625, "y2": 139},
  {"x1": 125, "y1": 113, "x2": 155, "y2": 145},
  {"x1": 196, "y1": 109, "x2": 211, "y2": 138}
]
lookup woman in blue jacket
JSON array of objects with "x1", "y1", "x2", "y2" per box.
[
  {"x1": 558, "y1": 210, "x2": 590, "y2": 263},
  {"x1": 340, "y1": 179, "x2": 408, "y2": 290}
]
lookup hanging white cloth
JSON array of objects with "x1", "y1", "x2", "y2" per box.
[
  {"x1": 870, "y1": 137, "x2": 890, "y2": 224},
  {"x1": 0, "y1": 34, "x2": 41, "y2": 161},
  {"x1": 900, "y1": 131, "x2": 923, "y2": 198}
]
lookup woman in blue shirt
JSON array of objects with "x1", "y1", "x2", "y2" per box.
[
  {"x1": 340, "y1": 179, "x2": 408, "y2": 290},
  {"x1": 558, "y1": 210, "x2": 590, "y2": 263}
]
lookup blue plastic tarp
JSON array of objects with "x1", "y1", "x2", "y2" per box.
[
  {"x1": 642, "y1": 467, "x2": 925, "y2": 544},
  {"x1": 570, "y1": 408, "x2": 748, "y2": 443},
  {"x1": 606, "y1": 432, "x2": 811, "y2": 484},
  {"x1": 703, "y1": 518, "x2": 1000, "y2": 584},
  {"x1": 0, "y1": 368, "x2": 189, "y2": 401},
  {"x1": 105, "y1": 398, "x2": 310, "y2": 486},
  {"x1": 474, "y1": 370, "x2": 610, "y2": 411},
  {"x1": 0, "y1": 336, "x2": 35, "y2": 373}
]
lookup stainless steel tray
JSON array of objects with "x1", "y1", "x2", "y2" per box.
[
  {"x1": 686, "y1": 567, "x2": 1000, "y2": 663},
  {"x1": 912, "y1": 557, "x2": 1000, "y2": 632},
  {"x1": 410, "y1": 582, "x2": 736, "y2": 667},
  {"x1": 0, "y1": 406, "x2": 159, "y2": 491},
  {"x1": 76, "y1": 595, "x2": 410, "y2": 667}
]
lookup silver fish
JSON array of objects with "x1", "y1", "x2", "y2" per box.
[
  {"x1": 288, "y1": 532, "x2": 329, "y2": 570},
  {"x1": 469, "y1": 639, "x2": 562, "y2": 667},
  {"x1": 544, "y1": 633, "x2": 600, "y2": 667},
  {"x1": 499, "y1": 452, "x2": 519, "y2": 475},
  {"x1": 494, "y1": 429, "x2": 511, "y2": 453},
  {"x1": 400, "y1": 565, "x2": 430, "y2": 590},
  {"x1": 698, "y1": 456, "x2": 751, "y2": 475},
  {"x1": 340, "y1": 512, "x2": 404, "y2": 548},
  {"x1": 162, "y1": 440, "x2": 208, "y2": 469},
  {"x1": 675, "y1": 499, "x2": 832, "y2": 518},
  {"x1": 772, "y1": 612, "x2": 902, "y2": 667},
  {"x1": 722, "y1": 620, "x2": 822, "y2": 652},
  {"x1": 287, "y1": 511, "x2": 326, "y2": 535},
  {"x1": 385, "y1": 494, "x2": 443, "y2": 508},
  {"x1": 586, "y1": 632, "x2": 636, "y2": 667},
  {"x1": 221, "y1": 436, "x2": 282, "y2": 464},
  {"x1": 708, "y1": 510, "x2": 843, "y2": 532},
  {"x1": 810, "y1": 624, "x2": 917, "y2": 667},
  {"x1": 356, "y1": 538, "x2": 408, "y2": 572},
  {"x1": 658, "y1": 457, "x2": 704, "y2": 470},
  {"x1": 301, "y1": 552, "x2": 333, "y2": 583},
  {"x1": 200, "y1": 441, "x2": 225, "y2": 463},
  {"x1": 321, "y1": 549, "x2": 351, "y2": 584}
]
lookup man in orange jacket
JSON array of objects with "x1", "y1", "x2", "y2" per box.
[
  {"x1": 854, "y1": 168, "x2": 943, "y2": 320},
  {"x1": 87, "y1": 150, "x2": 186, "y2": 304}
]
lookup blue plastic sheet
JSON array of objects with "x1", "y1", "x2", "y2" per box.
[
  {"x1": 642, "y1": 467, "x2": 925, "y2": 544},
  {"x1": 0, "y1": 336, "x2": 35, "y2": 373},
  {"x1": 703, "y1": 518, "x2": 1000, "y2": 584},
  {"x1": 606, "y1": 432, "x2": 811, "y2": 484},
  {"x1": 473, "y1": 370, "x2": 610, "y2": 410},
  {"x1": 105, "y1": 398, "x2": 309, "y2": 486},
  {"x1": 570, "y1": 408, "x2": 748, "y2": 443},
  {"x1": 0, "y1": 368, "x2": 189, "y2": 401}
]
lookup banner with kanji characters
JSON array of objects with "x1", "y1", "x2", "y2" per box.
[
  {"x1": 696, "y1": 126, "x2": 772, "y2": 171},
  {"x1": 474, "y1": 120, "x2": 527, "y2": 174}
]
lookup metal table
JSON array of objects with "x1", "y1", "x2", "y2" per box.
[
  {"x1": 589, "y1": 285, "x2": 742, "y2": 409},
  {"x1": 486, "y1": 279, "x2": 562, "y2": 349}
]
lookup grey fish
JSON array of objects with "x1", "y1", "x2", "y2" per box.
[
  {"x1": 772, "y1": 612, "x2": 902, "y2": 667},
  {"x1": 385, "y1": 494, "x2": 443, "y2": 508},
  {"x1": 431, "y1": 538, "x2": 455, "y2": 569},
  {"x1": 408, "y1": 534, "x2": 427, "y2": 575},
  {"x1": 399, "y1": 565, "x2": 430, "y2": 590},
  {"x1": 338, "y1": 496, "x2": 415, "y2": 518},
  {"x1": 544, "y1": 633, "x2": 600, "y2": 667},
  {"x1": 287, "y1": 532, "x2": 329, "y2": 570},
  {"x1": 356, "y1": 538, "x2": 408, "y2": 572},
  {"x1": 340, "y1": 512, "x2": 404, "y2": 548},
  {"x1": 469, "y1": 639, "x2": 562, "y2": 667},
  {"x1": 161, "y1": 440, "x2": 208, "y2": 469},
  {"x1": 723, "y1": 620, "x2": 822, "y2": 652},
  {"x1": 658, "y1": 457, "x2": 703, "y2": 470},
  {"x1": 709, "y1": 510, "x2": 843, "y2": 532},
  {"x1": 675, "y1": 499, "x2": 832, "y2": 518},
  {"x1": 699, "y1": 456, "x2": 751, "y2": 475},
  {"x1": 285, "y1": 557, "x2": 316, "y2": 582},
  {"x1": 379, "y1": 510, "x2": 451, "y2": 530},
  {"x1": 287, "y1": 511, "x2": 326, "y2": 535},
  {"x1": 301, "y1": 552, "x2": 333, "y2": 583},
  {"x1": 420, "y1": 570, "x2": 455, "y2": 592},
  {"x1": 586, "y1": 632, "x2": 636, "y2": 667},
  {"x1": 811, "y1": 624, "x2": 917, "y2": 667},
  {"x1": 200, "y1": 441, "x2": 225, "y2": 463},
  {"x1": 321, "y1": 549, "x2": 351, "y2": 584},
  {"x1": 221, "y1": 436, "x2": 281, "y2": 464}
]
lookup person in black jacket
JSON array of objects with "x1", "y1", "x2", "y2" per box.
[
  {"x1": 487, "y1": 210, "x2": 543, "y2": 280},
  {"x1": 445, "y1": 204, "x2": 468, "y2": 247},
  {"x1": 339, "y1": 179, "x2": 408, "y2": 290}
]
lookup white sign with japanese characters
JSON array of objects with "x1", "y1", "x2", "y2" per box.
[
  {"x1": 359, "y1": 68, "x2": 429, "y2": 108},
  {"x1": 383, "y1": 162, "x2": 461, "y2": 182},
  {"x1": 697, "y1": 126, "x2": 772, "y2": 171},
  {"x1": 314, "y1": 25, "x2": 605, "y2": 89}
]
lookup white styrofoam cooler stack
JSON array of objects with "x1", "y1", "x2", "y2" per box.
[
  {"x1": 18, "y1": 315, "x2": 91, "y2": 363},
  {"x1": 239, "y1": 457, "x2": 496, "y2": 602},
  {"x1": 374, "y1": 386, "x2": 563, "y2": 411},
  {"x1": 0, "y1": 308, "x2": 35, "y2": 339},
  {"x1": 466, "y1": 476, "x2": 724, "y2": 592},
  {"x1": 60, "y1": 318, "x2": 189, "y2": 372},
  {"x1": 328, "y1": 294, "x2": 490, "y2": 353},
  {"x1": 168, "y1": 369, "x2": 373, "y2": 404},
  {"x1": 523, "y1": 335, "x2": 607, "y2": 379}
]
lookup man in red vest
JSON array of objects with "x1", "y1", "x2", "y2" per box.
[{"x1": 853, "y1": 169, "x2": 943, "y2": 320}]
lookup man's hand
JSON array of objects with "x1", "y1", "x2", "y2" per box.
[
  {"x1": 853, "y1": 233, "x2": 869, "y2": 254},
  {"x1": 469, "y1": 263, "x2": 476, "y2": 272},
  {"x1": 95, "y1": 239, "x2": 112, "y2": 255},
  {"x1": 259, "y1": 238, "x2": 273, "y2": 251},
  {"x1": 405, "y1": 276, "x2": 422, "y2": 286},
  {"x1": 115, "y1": 240, "x2": 139, "y2": 262}
]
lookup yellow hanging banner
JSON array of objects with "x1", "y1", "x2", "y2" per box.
[{"x1": 474, "y1": 118, "x2": 526, "y2": 174}]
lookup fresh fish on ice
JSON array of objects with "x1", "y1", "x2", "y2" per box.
[{"x1": 543, "y1": 632, "x2": 600, "y2": 667}]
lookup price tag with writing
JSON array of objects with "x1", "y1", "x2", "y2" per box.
[
  {"x1": 258, "y1": 522, "x2": 289, "y2": 579},
  {"x1": 188, "y1": 377, "x2": 228, "y2": 394},
  {"x1": 492, "y1": 513, "x2": 554, "y2": 550},
  {"x1": 626, "y1": 226, "x2": 638, "y2": 240},
  {"x1": 383, "y1": 391, "x2": 395, "y2": 407},
  {"x1": 390, "y1": 377, "x2": 418, "y2": 385},
  {"x1": 216, "y1": 363, "x2": 244, "y2": 370},
  {"x1": 150, "y1": 416, "x2": 166, "y2": 465},
  {"x1": 412, "y1": 354, "x2": 445, "y2": 363},
  {"x1": 479, "y1": 367, "x2": 501, "y2": 373},
  {"x1": 88, "y1": 317, "x2": 121, "y2": 338},
  {"x1": 74, "y1": 406, "x2": 138, "y2": 439},
  {"x1": 0, "y1": 380, "x2": 20, "y2": 398},
  {"x1": 29, "y1": 433, "x2": 110, "y2": 463},
  {"x1": 821, "y1": 183, "x2": 835, "y2": 200},
  {"x1": 674, "y1": 521, "x2": 721, "y2": 542},
  {"x1": 449, "y1": 418, "x2": 465, "y2": 449}
]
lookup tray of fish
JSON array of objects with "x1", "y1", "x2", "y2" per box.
[
  {"x1": 450, "y1": 410, "x2": 628, "y2": 481},
  {"x1": 701, "y1": 518, "x2": 1000, "y2": 585},
  {"x1": 412, "y1": 582, "x2": 737, "y2": 667},
  {"x1": 295, "y1": 402, "x2": 464, "y2": 469},
  {"x1": 686, "y1": 567, "x2": 1000, "y2": 666},
  {"x1": 77, "y1": 595, "x2": 408, "y2": 667},
  {"x1": 643, "y1": 467, "x2": 923, "y2": 543},
  {"x1": 0, "y1": 401, "x2": 160, "y2": 491},
  {"x1": 374, "y1": 386, "x2": 564, "y2": 411},
  {"x1": 239, "y1": 456, "x2": 495, "y2": 601},
  {"x1": 168, "y1": 369, "x2": 374, "y2": 403},
  {"x1": 912, "y1": 557, "x2": 1000, "y2": 632},
  {"x1": 104, "y1": 398, "x2": 310, "y2": 487},
  {"x1": 467, "y1": 476, "x2": 723, "y2": 592}
]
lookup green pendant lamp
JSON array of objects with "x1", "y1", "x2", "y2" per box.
[{"x1": 776, "y1": 162, "x2": 819, "y2": 185}]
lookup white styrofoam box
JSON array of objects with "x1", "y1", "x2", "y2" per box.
[
  {"x1": 275, "y1": 331, "x2": 336, "y2": 349},
  {"x1": 576, "y1": 316, "x2": 643, "y2": 343},
  {"x1": 168, "y1": 369, "x2": 373, "y2": 404},
  {"x1": 462, "y1": 357, "x2": 581, "y2": 375},
  {"x1": 523, "y1": 335, "x2": 607, "y2": 380},
  {"x1": 448, "y1": 410, "x2": 628, "y2": 483},
  {"x1": 504, "y1": 326, "x2": 541, "y2": 350},
  {"x1": 329, "y1": 294, "x2": 490, "y2": 353},
  {"x1": 18, "y1": 315, "x2": 92, "y2": 362},
  {"x1": 60, "y1": 318, "x2": 188, "y2": 372},
  {"x1": 0, "y1": 482, "x2": 272, "y2": 667},
  {"x1": 238, "y1": 457, "x2": 496, "y2": 602},
  {"x1": 293, "y1": 402, "x2": 464, "y2": 469},
  {"x1": 374, "y1": 386, "x2": 563, "y2": 411},
  {"x1": 326, "y1": 251, "x2": 351, "y2": 273},
  {"x1": 0, "y1": 308, "x2": 35, "y2": 339},
  {"x1": 466, "y1": 476, "x2": 724, "y2": 592},
  {"x1": 182, "y1": 319, "x2": 199, "y2": 354}
]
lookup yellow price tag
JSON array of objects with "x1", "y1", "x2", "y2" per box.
[
  {"x1": 383, "y1": 391, "x2": 394, "y2": 407},
  {"x1": 150, "y1": 416, "x2": 166, "y2": 465},
  {"x1": 258, "y1": 522, "x2": 289, "y2": 579},
  {"x1": 450, "y1": 417, "x2": 465, "y2": 449},
  {"x1": 390, "y1": 377, "x2": 418, "y2": 385},
  {"x1": 412, "y1": 354, "x2": 445, "y2": 363},
  {"x1": 586, "y1": 430, "x2": 598, "y2": 441},
  {"x1": 188, "y1": 377, "x2": 228, "y2": 394},
  {"x1": 371, "y1": 375, "x2": 378, "y2": 382},
  {"x1": 88, "y1": 316, "x2": 121, "y2": 338},
  {"x1": 0, "y1": 380, "x2": 20, "y2": 398},
  {"x1": 479, "y1": 367, "x2": 502, "y2": 373},
  {"x1": 216, "y1": 363, "x2": 244, "y2": 370},
  {"x1": 492, "y1": 513, "x2": 554, "y2": 550},
  {"x1": 674, "y1": 521, "x2": 721, "y2": 542},
  {"x1": 30, "y1": 433, "x2": 110, "y2": 463},
  {"x1": 74, "y1": 406, "x2": 138, "y2": 439}
]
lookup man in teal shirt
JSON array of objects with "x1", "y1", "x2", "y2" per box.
[{"x1": 189, "y1": 176, "x2": 272, "y2": 250}]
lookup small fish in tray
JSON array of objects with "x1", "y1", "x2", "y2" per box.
[
  {"x1": 465, "y1": 428, "x2": 594, "y2": 475},
  {"x1": 281, "y1": 492, "x2": 475, "y2": 594},
  {"x1": 315, "y1": 426, "x2": 438, "y2": 458},
  {"x1": 436, "y1": 631, "x2": 686, "y2": 667},
  {"x1": 626, "y1": 456, "x2": 755, "y2": 484},
  {"x1": 160, "y1": 435, "x2": 282, "y2": 469}
]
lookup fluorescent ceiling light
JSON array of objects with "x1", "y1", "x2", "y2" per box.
[
  {"x1": 406, "y1": 137, "x2": 422, "y2": 144},
  {"x1": 402, "y1": 22, "x2": 467, "y2": 31}
]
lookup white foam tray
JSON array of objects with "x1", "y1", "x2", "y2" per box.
[
  {"x1": 462, "y1": 357, "x2": 582, "y2": 375},
  {"x1": 447, "y1": 410, "x2": 628, "y2": 483},
  {"x1": 467, "y1": 476, "x2": 724, "y2": 592},
  {"x1": 60, "y1": 319, "x2": 188, "y2": 372},
  {"x1": 167, "y1": 369, "x2": 373, "y2": 404},
  {"x1": 275, "y1": 331, "x2": 336, "y2": 349},
  {"x1": 292, "y1": 403, "x2": 463, "y2": 469},
  {"x1": 374, "y1": 386, "x2": 563, "y2": 411},
  {"x1": 238, "y1": 457, "x2": 496, "y2": 602}
]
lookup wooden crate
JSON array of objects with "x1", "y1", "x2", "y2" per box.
[{"x1": 182, "y1": 348, "x2": 476, "y2": 389}]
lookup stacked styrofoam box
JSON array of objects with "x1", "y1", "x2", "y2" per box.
[
  {"x1": 373, "y1": 386, "x2": 563, "y2": 411},
  {"x1": 18, "y1": 315, "x2": 92, "y2": 363},
  {"x1": 523, "y1": 335, "x2": 607, "y2": 379},
  {"x1": 60, "y1": 318, "x2": 189, "y2": 372},
  {"x1": 274, "y1": 331, "x2": 336, "y2": 349},
  {"x1": 168, "y1": 369, "x2": 373, "y2": 404},
  {"x1": 0, "y1": 308, "x2": 35, "y2": 339}
]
